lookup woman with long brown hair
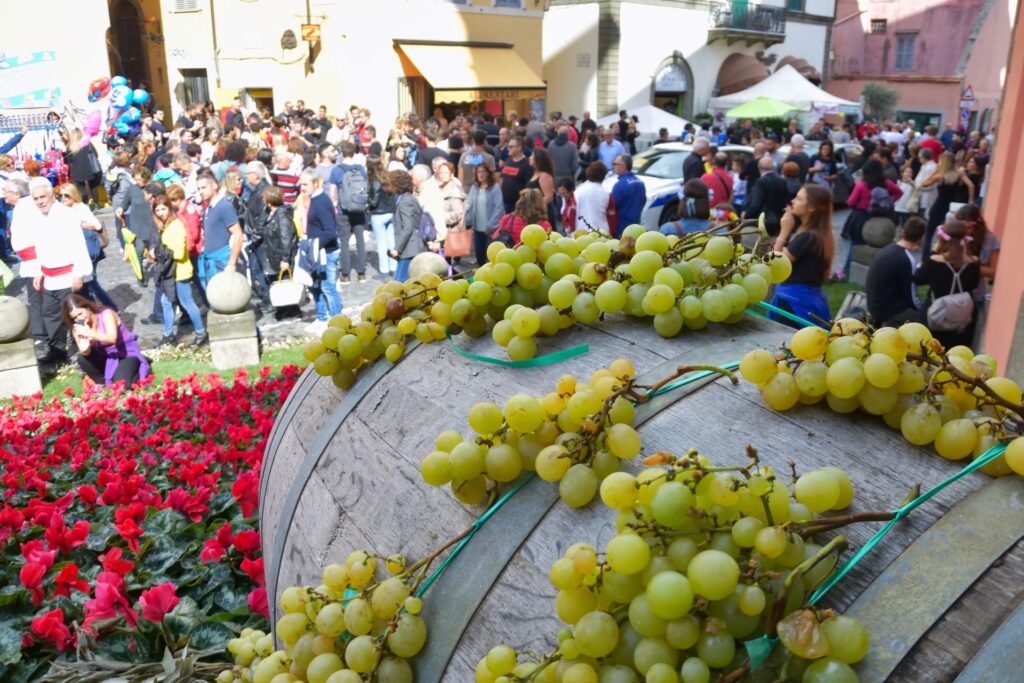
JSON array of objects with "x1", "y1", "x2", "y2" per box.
[
  {"x1": 493, "y1": 188, "x2": 551, "y2": 245},
  {"x1": 770, "y1": 184, "x2": 835, "y2": 327},
  {"x1": 914, "y1": 218, "x2": 981, "y2": 348},
  {"x1": 152, "y1": 195, "x2": 207, "y2": 347},
  {"x1": 62, "y1": 293, "x2": 150, "y2": 387}
]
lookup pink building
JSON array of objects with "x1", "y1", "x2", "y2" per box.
[{"x1": 828, "y1": 0, "x2": 1011, "y2": 130}]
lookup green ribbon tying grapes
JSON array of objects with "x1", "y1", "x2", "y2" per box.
[
  {"x1": 754, "y1": 300, "x2": 818, "y2": 328},
  {"x1": 743, "y1": 441, "x2": 1010, "y2": 670},
  {"x1": 445, "y1": 330, "x2": 590, "y2": 368},
  {"x1": 415, "y1": 474, "x2": 537, "y2": 598},
  {"x1": 644, "y1": 362, "x2": 741, "y2": 399}
]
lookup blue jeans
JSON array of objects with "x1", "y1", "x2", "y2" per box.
[
  {"x1": 370, "y1": 213, "x2": 397, "y2": 273},
  {"x1": 176, "y1": 280, "x2": 205, "y2": 334},
  {"x1": 312, "y1": 249, "x2": 342, "y2": 321},
  {"x1": 394, "y1": 258, "x2": 411, "y2": 282}
]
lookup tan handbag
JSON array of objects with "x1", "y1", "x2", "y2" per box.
[{"x1": 443, "y1": 228, "x2": 473, "y2": 258}]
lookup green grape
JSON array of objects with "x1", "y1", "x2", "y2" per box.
[
  {"x1": 826, "y1": 357, "x2": 866, "y2": 399},
  {"x1": 521, "y1": 224, "x2": 549, "y2": 249},
  {"x1": 492, "y1": 319, "x2": 515, "y2": 347},
  {"x1": 306, "y1": 652, "x2": 344, "y2": 683},
  {"x1": 556, "y1": 586, "x2": 597, "y2": 625},
  {"x1": 642, "y1": 284, "x2": 677, "y2": 315},
  {"x1": 680, "y1": 657, "x2": 711, "y2": 683},
  {"x1": 485, "y1": 645, "x2": 517, "y2": 676},
  {"x1": 768, "y1": 252, "x2": 793, "y2": 282},
  {"x1": 602, "y1": 569, "x2": 644, "y2": 605},
  {"x1": 595, "y1": 280, "x2": 627, "y2": 313},
  {"x1": 722, "y1": 283, "x2": 749, "y2": 314},
  {"x1": 321, "y1": 326, "x2": 343, "y2": 350},
  {"x1": 313, "y1": 602, "x2": 345, "y2": 637},
  {"x1": 762, "y1": 372, "x2": 800, "y2": 411},
  {"x1": 636, "y1": 230, "x2": 670, "y2": 254},
  {"x1": 679, "y1": 294, "x2": 702, "y2": 319},
  {"x1": 825, "y1": 335, "x2": 869, "y2": 364},
  {"x1": 508, "y1": 335, "x2": 537, "y2": 361},
  {"x1": 790, "y1": 326, "x2": 828, "y2": 360},
  {"x1": 645, "y1": 571, "x2": 693, "y2": 619},
  {"x1": 560, "y1": 464, "x2": 599, "y2": 507},
  {"x1": 702, "y1": 236, "x2": 734, "y2": 266},
  {"x1": 545, "y1": 252, "x2": 575, "y2": 280},
  {"x1": 730, "y1": 516, "x2": 764, "y2": 548},
  {"x1": 857, "y1": 383, "x2": 899, "y2": 415},
  {"x1": 863, "y1": 353, "x2": 899, "y2": 388},
  {"x1": 819, "y1": 466, "x2": 854, "y2": 509},
  {"x1": 625, "y1": 283, "x2": 650, "y2": 316},
  {"x1": 795, "y1": 360, "x2": 829, "y2": 397},
  {"x1": 371, "y1": 577, "x2": 410, "y2": 619},
  {"x1": 574, "y1": 610, "x2": 619, "y2": 658},
  {"x1": 630, "y1": 251, "x2": 663, "y2": 283},
  {"x1": 563, "y1": 662, "x2": 598, "y2": 683},
  {"x1": 431, "y1": 301, "x2": 454, "y2": 326},
  {"x1": 819, "y1": 615, "x2": 870, "y2": 664},
  {"x1": 466, "y1": 280, "x2": 493, "y2": 306},
  {"x1": 740, "y1": 349, "x2": 778, "y2": 386},
  {"x1": 485, "y1": 444, "x2": 522, "y2": 482},
  {"x1": 665, "y1": 615, "x2": 701, "y2": 650},
  {"x1": 794, "y1": 469, "x2": 840, "y2": 512},
  {"x1": 469, "y1": 402, "x2": 505, "y2": 435},
  {"x1": 686, "y1": 550, "x2": 739, "y2": 600},
  {"x1": 738, "y1": 584, "x2": 766, "y2": 615},
  {"x1": 700, "y1": 289, "x2": 730, "y2": 323},
  {"x1": 870, "y1": 326, "x2": 908, "y2": 361},
  {"x1": 276, "y1": 612, "x2": 310, "y2": 644},
  {"x1": 437, "y1": 279, "x2": 463, "y2": 303},
  {"x1": 452, "y1": 298, "x2": 478, "y2": 326},
  {"x1": 606, "y1": 534, "x2": 651, "y2": 575},
  {"x1": 452, "y1": 476, "x2": 488, "y2": 505},
  {"x1": 651, "y1": 481, "x2": 696, "y2": 531},
  {"x1": 755, "y1": 526, "x2": 787, "y2": 558},
  {"x1": 536, "y1": 445, "x2": 572, "y2": 481},
  {"x1": 536, "y1": 304, "x2": 562, "y2": 336},
  {"x1": 741, "y1": 272, "x2": 769, "y2": 303},
  {"x1": 344, "y1": 634, "x2": 380, "y2": 673},
  {"x1": 377, "y1": 657, "x2": 413, "y2": 683},
  {"x1": 549, "y1": 279, "x2": 579, "y2": 309},
  {"x1": 303, "y1": 339, "x2": 327, "y2": 362},
  {"x1": 609, "y1": 396, "x2": 636, "y2": 425},
  {"x1": 646, "y1": 662, "x2": 678, "y2": 683},
  {"x1": 503, "y1": 394, "x2": 544, "y2": 434},
  {"x1": 600, "y1": 472, "x2": 638, "y2": 510},
  {"x1": 572, "y1": 292, "x2": 601, "y2": 324},
  {"x1": 511, "y1": 307, "x2": 541, "y2": 337},
  {"x1": 826, "y1": 391, "x2": 860, "y2": 414},
  {"x1": 802, "y1": 658, "x2": 860, "y2": 683},
  {"x1": 898, "y1": 321, "x2": 932, "y2": 353},
  {"x1": 550, "y1": 557, "x2": 583, "y2": 591},
  {"x1": 653, "y1": 267, "x2": 685, "y2": 295},
  {"x1": 653, "y1": 308, "x2": 684, "y2": 338},
  {"x1": 253, "y1": 652, "x2": 289, "y2": 683},
  {"x1": 1007, "y1": 437, "x2": 1024, "y2": 476},
  {"x1": 517, "y1": 262, "x2": 544, "y2": 289},
  {"x1": 605, "y1": 423, "x2": 641, "y2": 459},
  {"x1": 314, "y1": 352, "x2": 341, "y2": 377},
  {"x1": 343, "y1": 598, "x2": 373, "y2": 636},
  {"x1": 934, "y1": 418, "x2": 978, "y2": 460},
  {"x1": 695, "y1": 628, "x2": 735, "y2": 669},
  {"x1": 492, "y1": 262, "x2": 516, "y2": 286},
  {"x1": 450, "y1": 441, "x2": 486, "y2": 480},
  {"x1": 901, "y1": 402, "x2": 942, "y2": 445},
  {"x1": 633, "y1": 636, "x2": 679, "y2": 676},
  {"x1": 386, "y1": 614, "x2": 427, "y2": 657},
  {"x1": 582, "y1": 241, "x2": 611, "y2": 264},
  {"x1": 592, "y1": 449, "x2": 621, "y2": 479}
]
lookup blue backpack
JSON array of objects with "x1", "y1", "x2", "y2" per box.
[{"x1": 418, "y1": 210, "x2": 436, "y2": 243}]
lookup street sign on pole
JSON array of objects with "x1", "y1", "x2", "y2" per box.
[{"x1": 961, "y1": 85, "x2": 975, "y2": 100}]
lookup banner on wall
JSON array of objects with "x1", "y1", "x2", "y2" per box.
[{"x1": 0, "y1": 52, "x2": 61, "y2": 109}]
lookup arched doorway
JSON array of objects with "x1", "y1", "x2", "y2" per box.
[
  {"x1": 651, "y1": 53, "x2": 694, "y2": 119},
  {"x1": 108, "y1": 0, "x2": 149, "y2": 87}
]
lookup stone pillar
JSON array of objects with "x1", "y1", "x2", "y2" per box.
[
  {"x1": 205, "y1": 271, "x2": 260, "y2": 370},
  {"x1": 0, "y1": 296, "x2": 41, "y2": 399}
]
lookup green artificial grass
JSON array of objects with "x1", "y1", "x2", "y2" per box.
[{"x1": 39, "y1": 342, "x2": 310, "y2": 401}]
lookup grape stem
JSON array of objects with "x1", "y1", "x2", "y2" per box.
[
  {"x1": 634, "y1": 364, "x2": 739, "y2": 399},
  {"x1": 763, "y1": 536, "x2": 847, "y2": 637},
  {"x1": 790, "y1": 511, "x2": 896, "y2": 538},
  {"x1": 907, "y1": 351, "x2": 1024, "y2": 421}
]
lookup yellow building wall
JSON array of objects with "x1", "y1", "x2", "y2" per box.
[
  {"x1": 1, "y1": 0, "x2": 111, "y2": 112},
  {"x1": 159, "y1": 0, "x2": 543, "y2": 125}
]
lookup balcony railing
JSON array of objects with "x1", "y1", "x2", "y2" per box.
[{"x1": 708, "y1": 1, "x2": 787, "y2": 46}]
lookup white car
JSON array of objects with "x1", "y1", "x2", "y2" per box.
[{"x1": 601, "y1": 142, "x2": 754, "y2": 230}]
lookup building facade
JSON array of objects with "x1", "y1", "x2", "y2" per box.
[
  {"x1": 828, "y1": 0, "x2": 1012, "y2": 130},
  {"x1": 543, "y1": 0, "x2": 836, "y2": 121}
]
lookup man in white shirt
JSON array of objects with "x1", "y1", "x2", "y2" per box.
[
  {"x1": 412, "y1": 164, "x2": 445, "y2": 248},
  {"x1": 28, "y1": 178, "x2": 93, "y2": 363},
  {"x1": 914, "y1": 148, "x2": 938, "y2": 217},
  {"x1": 3, "y1": 177, "x2": 47, "y2": 356}
]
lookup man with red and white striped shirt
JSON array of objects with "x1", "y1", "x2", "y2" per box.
[
  {"x1": 4, "y1": 177, "x2": 47, "y2": 355},
  {"x1": 269, "y1": 149, "x2": 301, "y2": 205},
  {"x1": 28, "y1": 178, "x2": 93, "y2": 364}
]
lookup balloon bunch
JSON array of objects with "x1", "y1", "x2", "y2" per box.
[{"x1": 82, "y1": 75, "x2": 151, "y2": 144}]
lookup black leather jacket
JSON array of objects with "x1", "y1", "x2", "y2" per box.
[
  {"x1": 263, "y1": 204, "x2": 297, "y2": 272},
  {"x1": 245, "y1": 181, "x2": 269, "y2": 245}
]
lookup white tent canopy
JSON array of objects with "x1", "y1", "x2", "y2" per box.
[
  {"x1": 595, "y1": 105, "x2": 691, "y2": 137},
  {"x1": 708, "y1": 65, "x2": 860, "y2": 116}
]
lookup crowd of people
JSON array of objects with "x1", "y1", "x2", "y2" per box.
[{"x1": 0, "y1": 97, "x2": 1000, "y2": 383}]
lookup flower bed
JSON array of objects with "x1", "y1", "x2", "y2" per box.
[{"x1": 0, "y1": 367, "x2": 299, "y2": 681}]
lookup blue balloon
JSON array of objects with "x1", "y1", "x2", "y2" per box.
[
  {"x1": 114, "y1": 121, "x2": 130, "y2": 134},
  {"x1": 122, "y1": 106, "x2": 141, "y2": 123},
  {"x1": 132, "y1": 89, "x2": 150, "y2": 106},
  {"x1": 128, "y1": 122, "x2": 142, "y2": 136},
  {"x1": 110, "y1": 85, "x2": 132, "y2": 109},
  {"x1": 110, "y1": 76, "x2": 128, "y2": 87}
]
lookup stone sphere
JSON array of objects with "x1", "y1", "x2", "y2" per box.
[
  {"x1": 0, "y1": 296, "x2": 30, "y2": 343},
  {"x1": 206, "y1": 270, "x2": 252, "y2": 314},
  {"x1": 409, "y1": 252, "x2": 449, "y2": 279},
  {"x1": 862, "y1": 216, "x2": 897, "y2": 248}
]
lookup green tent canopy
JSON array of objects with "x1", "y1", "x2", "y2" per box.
[{"x1": 726, "y1": 96, "x2": 799, "y2": 118}]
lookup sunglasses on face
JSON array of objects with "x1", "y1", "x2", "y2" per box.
[{"x1": 60, "y1": 194, "x2": 74, "y2": 199}]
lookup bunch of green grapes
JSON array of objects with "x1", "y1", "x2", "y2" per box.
[
  {"x1": 475, "y1": 451, "x2": 870, "y2": 683},
  {"x1": 306, "y1": 219, "x2": 789, "y2": 386},
  {"x1": 218, "y1": 551, "x2": 425, "y2": 683},
  {"x1": 740, "y1": 319, "x2": 1024, "y2": 474},
  {"x1": 421, "y1": 358, "x2": 642, "y2": 507},
  {"x1": 302, "y1": 270, "x2": 455, "y2": 388}
]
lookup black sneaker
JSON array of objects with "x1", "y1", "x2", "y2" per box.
[
  {"x1": 141, "y1": 315, "x2": 161, "y2": 325},
  {"x1": 190, "y1": 333, "x2": 209, "y2": 348},
  {"x1": 157, "y1": 335, "x2": 177, "y2": 348}
]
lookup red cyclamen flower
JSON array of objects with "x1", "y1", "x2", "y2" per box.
[
  {"x1": 31, "y1": 609, "x2": 73, "y2": 651},
  {"x1": 138, "y1": 582, "x2": 180, "y2": 623},
  {"x1": 52, "y1": 563, "x2": 90, "y2": 599}
]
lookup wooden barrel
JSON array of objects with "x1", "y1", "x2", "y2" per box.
[{"x1": 260, "y1": 317, "x2": 1024, "y2": 681}]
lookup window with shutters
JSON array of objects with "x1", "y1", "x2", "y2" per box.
[
  {"x1": 181, "y1": 69, "x2": 209, "y2": 106},
  {"x1": 870, "y1": 19, "x2": 887, "y2": 34},
  {"x1": 894, "y1": 35, "x2": 915, "y2": 71},
  {"x1": 172, "y1": 0, "x2": 200, "y2": 12}
]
